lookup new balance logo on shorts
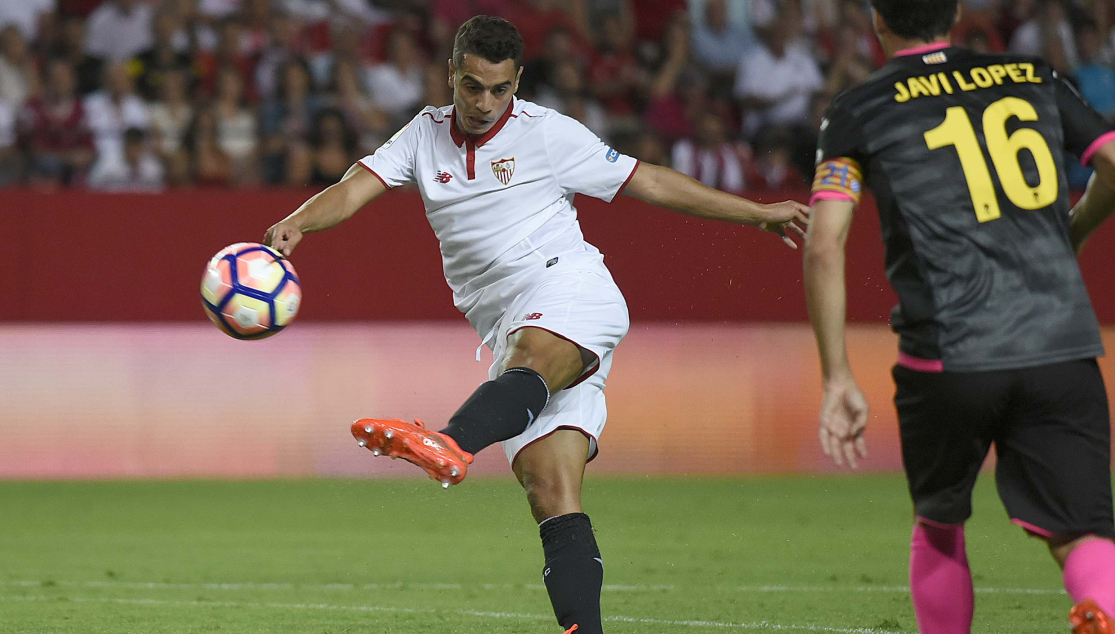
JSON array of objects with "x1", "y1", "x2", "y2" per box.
[{"x1": 433, "y1": 171, "x2": 453, "y2": 184}]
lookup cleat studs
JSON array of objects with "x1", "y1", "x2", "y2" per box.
[
  {"x1": 450, "y1": 467, "x2": 459, "y2": 477},
  {"x1": 363, "y1": 426, "x2": 372, "y2": 434},
  {"x1": 441, "y1": 480, "x2": 450, "y2": 489},
  {"x1": 371, "y1": 449, "x2": 381, "y2": 456},
  {"x1": 384, "y1": 430, "x2": 394, "y2": 440},
  {"x1": 357, "y1": 439, "x2": 366, "y2": 447}
]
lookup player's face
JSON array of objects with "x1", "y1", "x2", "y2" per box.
[{"x1": 449, "y1": 54, "x2": 522, "y2": 135}]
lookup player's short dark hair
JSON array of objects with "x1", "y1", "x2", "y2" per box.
[
  {"x1": 452, "y1": 15, "x2": 524, "y2": 70},
  {"x1": 871, "y1": 0, "x2": 959, "y2": 42}
]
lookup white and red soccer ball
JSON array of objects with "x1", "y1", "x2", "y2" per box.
[{"x1": 201, "y1": 243, "x2": 302, "y2": 340}]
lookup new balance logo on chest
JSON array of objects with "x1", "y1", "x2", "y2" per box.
[{"x1": 433, "y1": 171, "x2": 453, "y2": 184}]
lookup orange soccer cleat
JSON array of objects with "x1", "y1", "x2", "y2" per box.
[
  {"x1": 351, "y1": 418, "x2": 474, "y2": 487},
  {"x1": 1072, "y1": 600, "x2": 1114, "y2": 634},
  {"x1": 562, "y1": 626, "x2": 578, "y2": 634}
]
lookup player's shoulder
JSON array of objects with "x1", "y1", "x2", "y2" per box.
[
  {"x1": 511, "y1": 98, "x2": 557, "y2": 126},
  {"x1": 411, "y1": 104, "x2": 453, "y2": 128}
]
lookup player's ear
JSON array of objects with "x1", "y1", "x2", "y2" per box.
[
  {"x1": 871, "y1": 8, "x2": 886, "y2": 39},
  {"x1": 447, "y1": 58, "x2": 455, "y2": 88},
  {"x1": 513, "y1": 66, "x2": 523, "y2": 93}
]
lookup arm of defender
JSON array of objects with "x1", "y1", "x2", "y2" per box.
[
  {"x1": 264, "y1": 163, "x2": 387, "y2": 256},
  {"x1": 1070, "y1": 140, "x2": 1115, "y2": 254},
  {"x1": 803, "y1": 198, "x2": 868, "y2": 469},
  {"x1": 620, "y1": 162, "x2": 810, "y2": 249}
]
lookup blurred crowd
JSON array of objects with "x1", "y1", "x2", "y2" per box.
[{"x1": 0, "y1": 0, "x2": 1112, "y2": 192}]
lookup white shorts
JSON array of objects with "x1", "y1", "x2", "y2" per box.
[{"x1": 463, "y1": 250, "x2": 629, "y2": 466}]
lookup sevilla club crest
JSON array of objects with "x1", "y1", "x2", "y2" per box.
[{"x1": 491, "y1": 157, "x2": 515, "y2": 186}]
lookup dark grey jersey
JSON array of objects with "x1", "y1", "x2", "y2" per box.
[{"x1": 815, "y1": 46, "x2": 1111, "y2": 371}]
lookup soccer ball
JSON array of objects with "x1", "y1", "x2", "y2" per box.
[{"x1": 201, "y1": 242, "x2": 302, "y2": 340}]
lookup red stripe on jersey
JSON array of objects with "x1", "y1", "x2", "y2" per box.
[
  {"x1": 466, "y1": 138, "x2": 476, "y2": 180},
  {"x1": 421, "y1": 112, "x2": 446, "y2": 124},
  {"x1": 616, "y1": 160, "x2": 641, "y2": 196},
  {"x1": 357, "y1": 161, "x2": 391, "y2": 189}
]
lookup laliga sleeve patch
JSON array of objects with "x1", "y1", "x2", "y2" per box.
[
  {"x1": 380, "y1": 120, "x2": 413, "y2": 150},
  {"x1": 811, "y1": 158, "x2": 863, "y2": 206}
]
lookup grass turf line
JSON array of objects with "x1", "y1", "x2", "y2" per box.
[{"x1": 0, "y1": 476, "x2": 1075, "y2": 634}]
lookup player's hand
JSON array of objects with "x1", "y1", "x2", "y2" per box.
[
  {"x1": 818, "y1": 376, "x2": 869, "y2": 469},
  {"x1": 757, "y1": 201, "x2": 810, "y2": 249},
  {"x1": 264, "y1": 221, "x2": 303, "y2": 257}
]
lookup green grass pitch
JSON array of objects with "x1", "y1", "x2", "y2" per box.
[{"x1": 0, "y1": 475, "x2": 1078, "y2": 633}]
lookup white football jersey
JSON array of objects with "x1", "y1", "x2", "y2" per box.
[{"x1": 358, "y1": 98, "x2": 639, "y2": 310}]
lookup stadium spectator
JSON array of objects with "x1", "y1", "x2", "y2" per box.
[
  {"x1": 51, "y1": 15, "x2": 103, "y2": 96},
  {"x1": 254, "y1": 11, "x2": 305, "y2": 100},
  {"x1": 83, "y1": 62, "x2": 149, "y2": 161},
  {"x1": 18, "y1": 58, "x2": 94, "y2": 186},
  {"x1": 745, "y1": 126, "x2": 806, "y2": 190},
  {"x1": 733, "y1": 7, "x2": 823, "y2": 140},
  {"x1": 260, "y1": 57, "x2": 320, "y2": 184},
  {"x1": 213, "y1": 66, "x2": 258, "y2": 183},
  {"x1": 823, "y1": 23, "x2": 877, "y2": 96},
  {"x1": 520, "y1": 26, "x2": 581, "y2": 100},
  {"x1": 196, "y1": 19, "x2": 257, "y2": 101},
  {"x1": 133, "y1": 10, "x2": 194, "y2": 101},
  {"x1": 286, "y1": 106, "x2": 353, "y2": 186},
  {"x1": 148, "y1": 68, "x2": 193, "y2": 158},
  {"x1": 536, "y1": 59, "x2": 609, "y2": 136},
  {"x1": 168, "y1": 0, "x2": 219, "y2": 53},
  {"x1": 365, "y1": 28, "x2": 424, "y2": 128},
  {"x1": 0, "y1": 26, "x2": 36, "y2": 108},
  {"x1": 326, "y1": 58, "x2": 388, "y2": 155},
  {"x1": 1010, "y1": 0, "x2": 1079, "y2": 69},
  {"x1": 642, "y1": 15, "x2": 700, "y2": 143},
  {"x1": 504, "y1": 0, "x2": 580, "y2": 62},
  {"x1": 421, "y1": 59, "x2": 451, "y2": 108},
  {"x1": 179, "y1": 106, "x2": 232, "y2": 186},
  {"x1": 690, "y1": 0, "x2": 753, "y2": 76},
  {"x1": 0, "y1": 97, "x2": 20, "y2": 185},
  {"x1": 87, "y1": 126, "x2": 164, "y2": 191},
  {"x1": 308, "y1": 22, "x2": 371, "y2": 94},
  {"x1": 83, "y1": 0, "x2": 154, "y2": 63},
  {"x1": 671, "y1": 110, "x2": 745, "y2": 195},
  {"x1": 815, "y1": 0, "x2": 886, "y2": 69},
  {"x1": 0, "y1": 0, "x2": 56, "y2": 43},
  {"x1": 1076, "y1": 21, "x2": 1115, "y2": 121},
  {"x1": 588, "y1": 13, "x2": 642, "y2": 116}
]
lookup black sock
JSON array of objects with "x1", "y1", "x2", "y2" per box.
[
  {"x1": 540, "y1": 513, "x2": 604, "y2": 634},
  {"x1": 438, "y1": 367, "x2": 550, "y2": 455}
]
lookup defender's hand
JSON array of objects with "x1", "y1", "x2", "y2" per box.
[
  {"x1": 758, "y1": 201, "x2": 810, "y2": 249},
  {"x1": 264, "y1": 222, "x2": 303, "y2": 256},
  {"x1": 818, "y1": 376, "x2": 869, "y2": 469}
]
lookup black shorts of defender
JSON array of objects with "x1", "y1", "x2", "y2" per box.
[{"x1": 894, "y1": 358, "x2": 1114, "y2": 539}]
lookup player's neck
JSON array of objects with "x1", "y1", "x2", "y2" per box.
[{"x1": 880, "y1": 36, "x2": 952, "y2": 59}]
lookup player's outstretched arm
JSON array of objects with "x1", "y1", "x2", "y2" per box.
[
  {"x1": 264, "y1": 163, "x2": 387, "y2": 256},
  {"x1": 620, "y1": 162, "x2": 810, "y2": 249},
  {"x1": 1070, "y1": 141, "x2": 1115, "y2": 254},
  {"x1": 803, "y1": 198, "x2": 868, "y2": 469}
]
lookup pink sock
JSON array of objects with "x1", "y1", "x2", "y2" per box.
[
  {"x1": 910, "y1": 521, "x2": 974, "y2": 634},
  {"x1": 1064, "y1": 538, "x2": 1115, "y2": 614}
]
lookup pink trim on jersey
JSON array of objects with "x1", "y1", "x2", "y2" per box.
[
  {"x1": 616, "y1": 160, "x2": 641, "y2": 196},
  {"x1": 1081, "y1": 131, "x2": 1115, "y2": 166},
  {"x1": 357, "y1": 161, "x2": 391, "y2": 190},
  {"x1": 916, "y1": 516, "x2": 964, "y2": 529},
  {"x1": 1011, "y1": 518, "x2": 1056, "y2": 538},
  {"x1": 809, "y1": 190, "x2": 857, "y2": 206},
  {"x1": 894, "y1": 42, "x2": 951, "y2": 58},
  {"x1": 899, "y1": 353, "x2": 944, "y2": 373}
]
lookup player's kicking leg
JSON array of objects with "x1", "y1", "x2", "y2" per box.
[{"x1": 351, "y1": 326, "x2": 582, "y2": 484}]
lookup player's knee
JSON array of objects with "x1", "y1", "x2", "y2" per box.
[
  {"x1": 1047, "y1": 534, "x2": 1106, "y2": 568},
  {"x1": 502, "y1": 328, "x2": 587, "y2": 391},
  {"x1": 522, "y1": 475, "x2": 582, "y2": 522}
]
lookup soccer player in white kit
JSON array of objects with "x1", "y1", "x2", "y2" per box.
[{"x1": 265, "y1": 16, "x2": 808, "y2": 634}]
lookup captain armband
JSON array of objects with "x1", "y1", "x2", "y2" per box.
[{"x1": 810, "y1": 158, "x2": 864, "y2": 207}]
